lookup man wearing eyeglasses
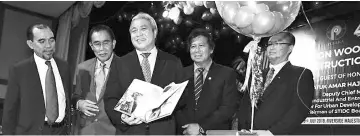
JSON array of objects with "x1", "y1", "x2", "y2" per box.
[
  {"x1": 72, "y1": 25, "x2": 118, "y2": 135},
  {"x1": 238, "y1": 32, "x2": 315, "y2": 135}
]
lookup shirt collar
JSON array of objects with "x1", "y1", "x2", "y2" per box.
[
  {"x1": 135, "y1": 46, "x2": 158, "y2": 57},
  {"x1": 33, "y1": 53, "x2": 55, "y2": 65},
  {"x1": 269, "y1": 61, "x2": 288, "y2": 71},
  {"x1": 96, "y1": 53, "x2": 114, "y2": 69},
  {"x1": 194, "y1": 59, "x2": 213, "y2": 73}
]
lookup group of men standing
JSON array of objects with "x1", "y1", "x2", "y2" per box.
[{"x1": 2, "y1": 12, "x2": 315, "y2": 135}]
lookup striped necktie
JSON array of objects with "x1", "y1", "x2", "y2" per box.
[
  {"x1": 141, "y1": 53, "x2": 152, "y2": 82},
  {"x1": 45, "y1": 61, "x2": 59, "y2": 123},
  {"x1": 194, "y1": 68, "x2": 205, "y2": 105}
]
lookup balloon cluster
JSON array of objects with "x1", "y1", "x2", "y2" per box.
[
  {"x1": 215, "y1": 1, "x2": 301, "y2": 38},
  {"x1": 163, "y1": 1, "x2": 218, "y2": 23}
]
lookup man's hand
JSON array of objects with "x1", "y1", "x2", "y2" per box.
[
  {"x1": 182, "y1": 123, "x2": 202, "y2": 135},
  {"x1": 78, "y1": 100, "x2": 99, "y2": 116},
  {"x1": 121, "y1": 114, "x2": 143, "y2": 125}
]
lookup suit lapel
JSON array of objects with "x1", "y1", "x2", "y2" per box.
[
  {"x1": 29, "y1": 57, "x2": 46, "y2": 110},
  {"x1": 262, "y1": 62, "x2": 291, "y2": 98},
  {"x1": 185, "y1": 65, "x2": 196, "y2": 108},
  {"x1": 54, "y1": 58, "x2": 71, "y2": 111},
  {"x1": 197, "y1": 62, "x2": 215, "y2": 106},
  {"x1": 88, "y1": 58, "x2": 97, "y2": 102},
  {"x1": 128, "y1": 51, "x2": 146, "y2": 81},
  {"x1": 97, "y1": 55, "x2": 119, "y2": 102},
  {"x1": 151, "y1": 50, "x2": 165, "y2": 85}
]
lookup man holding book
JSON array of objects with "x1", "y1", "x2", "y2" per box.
[
  {"x1": 176, "y1": 28, "x2": 240, "y2": 135},
  {"x1": 104, "y1": 12, "x2": 184, "y2": 135}
]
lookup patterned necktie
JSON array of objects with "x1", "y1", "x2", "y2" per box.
[
  {"x1": 264, "y1": 68, "x2": 275, "y2": 91},
  {"x1": 194, "y1": 68, "x2": 205, "y2": 105},
  {"x1": 141, "y1": 53, "x2": 152, "y2": 82},
  {"x1": 95, "y1": 63, "x2": 106, "y2": 100},
  {"x1": 45, "y1": 61, "x2": 59, "y2": 123}
]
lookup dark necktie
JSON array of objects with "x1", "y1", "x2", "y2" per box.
[
  {"x1": 45, "y1": 61, "x2": 59, "y2": 123},
  {"x1": 264, "y1": 68, "x2": 275, "y2": 91},
  {"x1": 194, "y1": 68, "x2": 205, "y2": 105},
  {"x1": 141, "y1": 53, "x2": 152, "y2": 82}
]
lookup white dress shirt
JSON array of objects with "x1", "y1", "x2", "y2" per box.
[
  {"x1": 33, "y1": 53, "x2": 66, "y2": 122},
  {"x1": 269, "y1": 61, "x2": 289, "y2": 81},
  {"x1": 136, "y1": 47, "x2": 158, "y2": 76}
]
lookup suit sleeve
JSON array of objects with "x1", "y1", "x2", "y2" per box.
[
  {"x1": 269, "y1": 69, "x2": 315, "y2": 134},
  {"x1": 2, "y1": 66, "x2": 20, "y2": 135},
  {"x1": 200, "y1": 69, "x2": 240, "y2": 130},
  {"x1": 174, "y1": 59, "x2": 191, "y2": 128},
  {"x1": 103, "y1": 63, "x2": 129, "y2": 132},
  {"x1": 72, "y1": 66, "x2": 83, "y2": 108}
]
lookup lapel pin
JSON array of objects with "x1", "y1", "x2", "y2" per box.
[{"x1": 208, "y1": 77, "x2": 212, "y2": 80}]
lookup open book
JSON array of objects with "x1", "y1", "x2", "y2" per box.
[{"x1": 114, "y1": 79, "x2": 188, "y2": 123}]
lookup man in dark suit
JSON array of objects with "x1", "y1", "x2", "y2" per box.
[
  {"x1": 104, "y1": 12, "x2": 183, "y2": 135},
  {"x1": 2, "y1": 23, "x2": 71, "y2": 135},
  {"x1": 176, "y1": 28, "x2": 239, "y2": 135},
  {"x1": 72, "y1": 25, "x2": 117, "y2": 135},
  {"x1": 238, "y1": 32, "x2": 315, "y2": 135}
]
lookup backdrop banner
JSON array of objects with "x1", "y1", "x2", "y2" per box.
[{"x1": 294, "y1": 14, "x2": 360, "y2": 125}]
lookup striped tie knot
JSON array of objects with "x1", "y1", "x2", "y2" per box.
[
  {"x1": 141, "y1": 53, "x2": 151, "y2": 58},
  {"x1": 197, "y1": 67, "x2": 205, "y2": 73}
]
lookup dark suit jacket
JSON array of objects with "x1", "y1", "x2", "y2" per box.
[
  {"x1": 104, "y1": 50, "x2": 183, "y2": 135},
  {"x1": 71, "y1": 55, "x2": 120, "y2": 135},
  {"x1": 238, "y1": 62, "x2": 315, "y2": 135},
  {"x1": 2, "y1": 56, "x2": 71, "y2": 135},
  {"x1": 176, "y1": 62, "x2": 240, "y2": 133}
]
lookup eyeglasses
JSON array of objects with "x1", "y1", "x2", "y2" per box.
[
  {"x1": 266, "y1": 42, "x2": 292, "y2": 47},
  {"x1": 91, "y1": 40, "x2": 112, "y2": 49}
]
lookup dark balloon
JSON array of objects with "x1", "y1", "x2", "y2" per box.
[
  {"x1": 117, "y1": 14, "x2": 123, "y2": 22},
  {"x1": 184, "y1": 19, "x2": 194, "y2": 27},
  {"x1": 204, "y1": 24, "x2": 213, "y2": 32},
  {"x1": 201, "y1": 11, "x2": 212, "y2": 21}
]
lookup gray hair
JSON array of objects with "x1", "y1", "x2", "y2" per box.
[{"x1": 131, "y1": 12, "x2": 158, "y2": 37}]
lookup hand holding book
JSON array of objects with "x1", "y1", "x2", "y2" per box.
[{"x1": 114, "y1": 79, "x2": 188, "y2": 123}]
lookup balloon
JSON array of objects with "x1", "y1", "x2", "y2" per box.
[
  {"x1": 204, "y1": 24, "x2": 213, "y2": 32},
  {"x1": 210, "y1": 8, "x2": 217, "y2": 15},
  {"x1": 221, "y1": 2, "x2": 239, "y2": 25},
  {"x1": 234, "y1": 6, "x2": 255, "y2": 28},
  {"x1": 253, "y1": 3, "x2": 270, "y2": 14},
  {"x1": 201, "y1": 11, "x2": 212, "y2": 21},
  {"x1": 204, "y1": 1, "x2": 216, "y2": 9},
  {"x1": 117, "y1": 14, "x2": 123, "y2": 22},
  {"x1": 184, "y1": 18, "x2": 194, "y2": 27},
  {"x1": 252, "y1": 11, "x2": 275, "y2": 34},
  {"x1": 183, "y1": 5, "x2": 195, "y2": 15},
  {"x1": 187, "y1": 1, "x2": 196, "y2": 7},
  {"x1": 173, "y1": 16, "x2": 183, "y2": 25},
  {"x1": 215, "y1": 1, "x2": 301, "y2": 38},
  {"x1": 267, "y1": 12, "x2": 285, "y2": 35},
  {"x1": 239, "y1": 25, "x2": 253, "y2": 36},
  {"x1": 194, "y1": 1, "x2": 204, "y2": 6}
]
